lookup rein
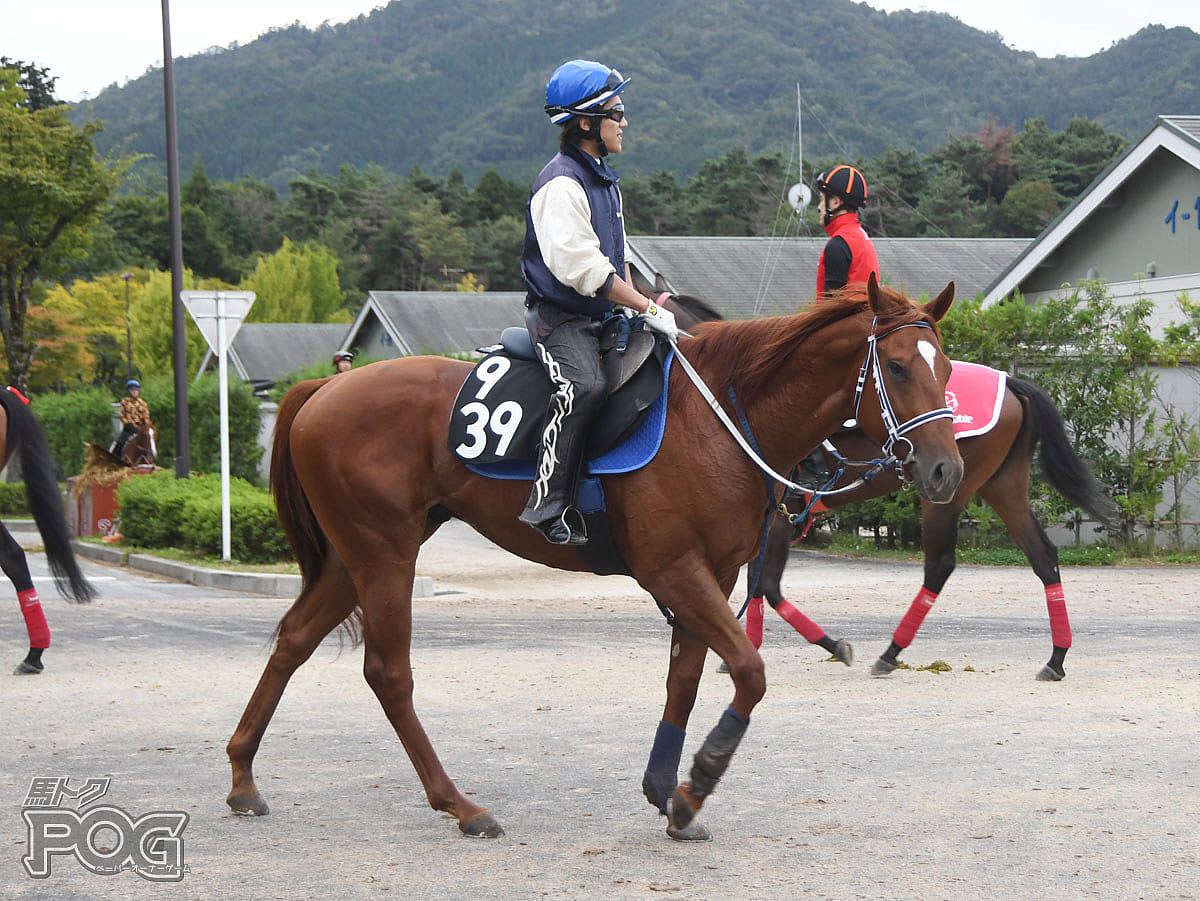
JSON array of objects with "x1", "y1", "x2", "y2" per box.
[{"x1": 670, "y1": 315, "x2": 953, "y2": 498}]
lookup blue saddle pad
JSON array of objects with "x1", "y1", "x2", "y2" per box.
[{"x1": 466, "y1": 349, "x2": 674, "y2": 481}]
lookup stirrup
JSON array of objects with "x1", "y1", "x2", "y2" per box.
[{"x1": 531, "y1": 509, "x2": 587, "y2": 546}]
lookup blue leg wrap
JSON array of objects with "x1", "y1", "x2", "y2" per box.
[{"x1": 642, "y1": 720, "x2": 686, "y2": 815}]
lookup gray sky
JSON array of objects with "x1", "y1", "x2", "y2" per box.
[{"x1": 5, "y1": 1, "x2": 1199, "y2": 103}]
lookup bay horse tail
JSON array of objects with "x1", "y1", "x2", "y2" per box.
[
  {"x1": 271, "y1": 378, "x2": 333, "y2": 587},
  {"x1": 1, "y1": 392, "x2": 96, "y2": 603},
  {"x1": 1008, "y1": 376, "x2": 1118, "y2": 527}
]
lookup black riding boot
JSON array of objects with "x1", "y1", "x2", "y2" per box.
[
  {"x1": 797, "y1": 446, "x2": 832, "y2": 487},
  {"x1": 519, "y1": 393, "x2": 589, "y2": 546}
]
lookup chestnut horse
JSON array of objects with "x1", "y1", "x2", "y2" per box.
[
  {"x1": 742, "y1": 375, "x2": 1116, "y2": 681},
  {"x1": 225, "y1": 277, "x2": 964, "y2": 841},
  {"x1": 0, "y1": 390, "x2": 97, "y2": 673},
  {"x1": 120, "y1": 419, "x2": 157, "y2": 467}
]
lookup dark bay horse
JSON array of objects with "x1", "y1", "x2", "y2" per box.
[
  {"x1": 746, "y1": 376, "x2": 1116, "y2": 682},
  {"x1": 0, "y1": 390, "x2": 97, "y2": 673},
  {"x1": 226, "y1": 277, "x2": 964, "y2": 840}
]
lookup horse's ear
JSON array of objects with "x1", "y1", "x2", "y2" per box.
[
  {"x1": 922, "y1": 281, "x2": 955, "y2": 322},
  {"x1": 866, "y1": 271, "x2": 883, "y2": 313}
]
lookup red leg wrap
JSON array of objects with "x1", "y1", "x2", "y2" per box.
[
  {"x1": 775, "y1": 599, "x2": 827, "y2": 644},
  {"x1": 745, "y1": 597, "x2": 764, "y2": 649},
  {"x1": 893, "y1": 587, "x2": 938, "y2": 648},
  {"x1": 19, "y1": 588, "x2": 50, "y2": 649},
  {"x1": 1045, "y1": 582, "x2": 1072, "y2": 648}
]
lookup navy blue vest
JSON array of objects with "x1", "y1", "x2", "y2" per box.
[{"x1": 521, "y1": 144, "x2": 625, "y2": 320}]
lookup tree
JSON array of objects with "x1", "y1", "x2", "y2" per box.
[
  {"x1": 1, "y1": 58, "x2": 59, "y2": 112},
  {"x1": 240, "y1": 238, "x2": 346, "y2": 322},
  {"x1": 28, "y1": 274, "x2": 126, "y2": 390},
  {"x1": 999, "y1": 180, "x2": 1060, "y2": 235},
  {"x1": 0, "y1": 69, "x2": 130, "y2": 392},
  {"x1": 621, "y1": 170, "x2": 687, "y2": 235}
]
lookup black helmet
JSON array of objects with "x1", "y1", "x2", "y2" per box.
[{"x1": 814, "y1": 165, "x2": 868, "y2": 209}]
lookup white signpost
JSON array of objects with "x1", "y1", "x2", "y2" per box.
[{"x1": 180, "y1": 290, "x2": 255, "y2": 561}]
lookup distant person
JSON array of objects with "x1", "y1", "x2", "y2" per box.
[
  {"x1": 111, "y1": 379, "x2": 150, "y2": 458},
  {"x1": 333, "y1": 351, "x2": 354, "y2": 374},
  {"x1": 814, "y1": 165, "x2": 879, "y2": 299},
  {"x1": 518, "y1": 58, "x2": 679, "y2": 546}
]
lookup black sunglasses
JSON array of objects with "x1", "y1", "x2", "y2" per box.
[{"x1": 596, "y1": 104, "x2": 626, "y2": 123}]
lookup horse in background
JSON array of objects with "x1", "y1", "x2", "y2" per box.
[
  {"x1": 1, "y1": 389, "x2": 97, "y2": 674},
  {"x1": 224, "y1": 277, "x2": 963, "y2": 842},
  {"x1": 120, "y1": 419, "x2": 157, "y2": 467},
  {"x1": 665, "y1": 294, "x2": 1117, "y2": 682}
]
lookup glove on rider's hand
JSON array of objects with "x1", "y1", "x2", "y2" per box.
[{"x1": 641, "y1": 297, "x2": 680, "y2": 342}]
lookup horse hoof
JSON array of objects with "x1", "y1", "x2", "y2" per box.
[
  {"x1": 1035, "y1": 664, "x2": 1065, "y2": 682},
  {"x1": 668, "y1": 787, "x2": 698, "y2": 831},
  {"x1": 716, "y1": 660, "x2": 730, "y2": 674},
  {"x1": 870, "y1": 656, "x2": 898, "y2": 677},
  {"x1": 833, "y1": 639, "x2": 854, "y2": 666},
  {"x1": 12, "y1": 660, "x2": 43, "y2": 675},
  {"x1": 460, "y1": 811, "x2": 504, "y2": 838},
  {"x1": 666, "y1": 818, "x2": 713, "y2": 842},
  {"x1": 227, "y1": 790, "x2": 270, "y2": 816}
]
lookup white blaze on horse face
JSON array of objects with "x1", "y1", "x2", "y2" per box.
[{"x1": 917, "y1": 340, "x2": 938, "y2": 377}]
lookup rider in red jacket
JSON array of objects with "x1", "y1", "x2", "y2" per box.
[{"x1": 814, "y1": 164, "x2": 879, "y2": 299}]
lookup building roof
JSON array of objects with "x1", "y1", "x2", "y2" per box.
[
  {"x1": 196, "y1": 322, "x2": 350, "y2": 388},
  {"x1": 628, "y1": 235, "x2": 1030, "y2": 320},
  {"x1": 350, "y1": 291, "x2": 528, "y2": 355},
  {"x1": 981, "y1": 115, "x2": 1200, "y2": 306}
]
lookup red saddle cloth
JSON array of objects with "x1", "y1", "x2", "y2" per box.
[{"x1": 946, "y1": 361, "x2": 1006, "y2": 439}]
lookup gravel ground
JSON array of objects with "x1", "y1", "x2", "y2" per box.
[{"x1": 2, "y1": 521, "x2": 1197, "y2": 900}]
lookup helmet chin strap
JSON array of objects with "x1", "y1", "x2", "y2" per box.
[
  {"x1": 822, "y1": 197, "x2": 843, "y2": 227},
  {"x1": 579, "y1": 117, "x2": 608, "y2": 157}
]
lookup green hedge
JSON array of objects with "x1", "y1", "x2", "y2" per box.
[
  {"x1": 31, "y1": 373, "x2": 264, "y2": 484},
  {"x1": 116, "y1": 470, "x2": 291, "y2": 562},
  {"x1": 139, "y1": 373, "x2": 264, "y2": 484},
  {"x1": 28, "y1": 388, "x2": 116, "y2": 477},
  {"x1": 0, "y1": 482, "x2": 30, "y2": 515}
]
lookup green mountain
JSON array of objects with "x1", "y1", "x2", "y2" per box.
[{"x1": 72, "y1": 0, "x2": 1200, "y2": 188}]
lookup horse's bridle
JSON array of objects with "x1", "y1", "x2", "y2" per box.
[
  {"x1": 670, "y1": 314, "x2": 953, "y2": 496},
  {"x1": 850, "y1": 316, "x2": 954, "y2": 479}
]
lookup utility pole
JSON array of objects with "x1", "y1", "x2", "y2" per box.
[
  {"x1": 161, "y1": 0, "x2": 189, "y2": 476},
  {"x1": 120, "y1": 271, "x2": 134, "y2": 381}
]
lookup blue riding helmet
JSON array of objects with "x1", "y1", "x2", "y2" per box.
[
  {"x1": 544, "y1": 59, "x2": 630, "y2": 126},
  {"x1": 127, "y1": 379, "x2": 141, "y2": 390}
]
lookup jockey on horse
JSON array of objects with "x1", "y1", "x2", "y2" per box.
[
  {"x1": 518, "y1": 59, "x2": 680, "y2": 546},
  {"x1": 111, "y1": 379, "x2": 152, "y2": 460}
]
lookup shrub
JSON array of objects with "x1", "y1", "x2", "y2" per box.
[
  {"x1": 28, "y1": 387, "x2": 116, "y2": 477},
  {"x1": 142, "y1": 373, "x2": 264, "y2": 484},
  {"x1": 0, "y1": 482, "x2": 30, "y2": 515},
  {"x1": 117, "y1": 470, "x2": 290, "y2": 562}
]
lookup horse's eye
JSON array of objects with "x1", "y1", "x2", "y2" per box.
[{"x1": 886, "y1": 360, "x2": 907, "y2": 380}]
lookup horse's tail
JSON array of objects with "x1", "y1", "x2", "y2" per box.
[
  {"x1": 271, "y1": 378, "x2": 332, "y2": 588},
  {"x1": 1008, "y1": 376, "x2": 1119, "y2": 527},
  {"x1": 2, "y1": 393, "x2": 97, "y2": 603}
]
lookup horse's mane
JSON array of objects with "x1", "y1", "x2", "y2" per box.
[{"x1": 682, "y1": 283, "x2": 938, "y2": 401}]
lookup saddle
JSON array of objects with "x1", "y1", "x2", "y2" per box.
[{"x1": 447, "y1": 317, "x2": 671, "y2": 473}]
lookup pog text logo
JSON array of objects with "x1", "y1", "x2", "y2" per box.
[{"x1": 21, "y1": 776, "x2": 189, "y2": 882}]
